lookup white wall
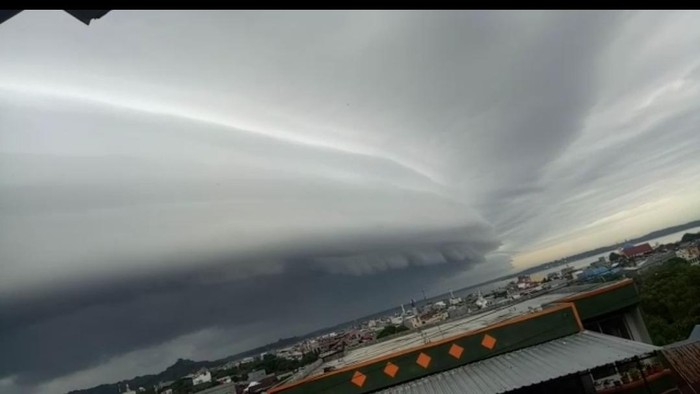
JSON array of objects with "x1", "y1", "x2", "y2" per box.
[
  {"x1": 192, "y1": 370, "x2": 211, "y2": 385},
  {"x1": 624, "y1": 306, "x2": 653, "y2": 344}
]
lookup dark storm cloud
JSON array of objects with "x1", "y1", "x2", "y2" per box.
[
  {"x1": 0, "y1": 84, "x2": 499, "y2": 390},
  {"x1": 0, "y1": 254, "x2": 485, "y2": 387},
  {"x1": 2, "y1": 10, "x2": 700, "y2": 394}
]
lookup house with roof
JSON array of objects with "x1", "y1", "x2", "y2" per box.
[
  {"x1": 190, "y1": 368, "x2": 212, "y2": 386},
  {"x1": 621, "y1": 243, "x2": 654, "y2": 259}
]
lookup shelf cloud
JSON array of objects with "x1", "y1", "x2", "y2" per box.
[{"x1": 1, "y1": 10, "x2": 700, "y2": 394}]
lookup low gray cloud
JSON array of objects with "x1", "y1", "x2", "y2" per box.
[
  {"x1": 1, "y1": 10, "x2": 700, "y2": 394},
  {"x1": 0, "y1": 86, "x2": 500, "y2": 392},
  {"x1": 0, "y1": 254, "x2": 485, "y2": 388}
]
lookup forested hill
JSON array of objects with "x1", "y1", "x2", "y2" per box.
[
  {"x1": 68, "y1": 359, "x2": 213, "y2": 394},
  {"x1": 68, "y1": 331, "x2": 308, "y2": 394}
]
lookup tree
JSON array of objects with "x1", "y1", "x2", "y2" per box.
[
  {"x1": 166, "y1": 378, "x2": 193, "y2": 394},
  {"x1": 681, "y1": 232, "x2": 700, "y2": 243},
  {"x1": 609, "y1": 252, "x2": 623, "y2": 262},
  {"x1": 638, "y1": 257, "x2": 700, "y2": 345},
  {"x1": 377, "y1": 324, "x2": 409, "y2": 339},
  {"x1": 300, "y1": 351, "x2": 319, "y2": 365}
]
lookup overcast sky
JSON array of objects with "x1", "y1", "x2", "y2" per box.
[{"x1": 2, "y1": 10, "x2": 700, "y2": 394}]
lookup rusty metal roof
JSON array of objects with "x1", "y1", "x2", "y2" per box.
[{"x1": 662, "y1": 341, "x2": 700, "y2": 391}]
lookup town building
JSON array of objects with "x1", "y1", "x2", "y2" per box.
[
  {"x1": 547, "y1": 271, "x2": 562, "y2": 280},
  {"x1": 577, "y1": 265, "x2": 620, "y2": 281},
  {"x1": 623, "y1": 251, "x2": 678, "y2": 275},
  {"x1": 275, "y1": 347, "x2": 304, "y2": 361},
  {"x1": 677, "y1": 245, "x2": 700, "y2": 264},
  {"x1": 402, "y1": 315, "x2": 422, "y2": 330},
  {"x1": 195, "y1": 381, "x2": 239, "y2": 394},
  {"x1": 516, "y1": 274, "x2": 533, "y2": 289},
  {"x1": 119, "y1": 384, "x2": 136, "y2": 394},
  {"x1": 243, "y1": 372, "x2": 279, "y2": 393},
  {"x1": 216, "y1": 376, "x2": 232, "y2": 384},
  {"x1": 191, "y1": 369, "x2": 212, "y2": 385},
  {"x1": 247, "y1": 369, "x2": 268, "y2": 382},
  {"x1": 448, "y1": 290, "x2": 461, "y2": 305},
  {"x1": 561, "y1": 266, "x2": 576, "y2": 280},
  {"x1": 591, "y1": 256, "x2": 610, "y2": 268},
  {"x1": 621, "y1": 243, "x2": 654, "y2": 258}
]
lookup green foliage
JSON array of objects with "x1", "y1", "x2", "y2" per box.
[
  {"x1": 638, "y1": 257, "x2": 700, "y2": 345},
  {"x1": 609, "y1": 252, "x2": 623, "y2": 262},
  {"x1": 166, "y1": 378, "x2": 194, "y2": 394},
  {"x1": 255, "y1": 353, "x2": 301, "y2": 374},
  {"x1": 376, "y1": 324, "x2": 409, "y2": 339},
  {"x1": 681, "y1": 232, "x2": 700, "y2": 243},
  {"x1": 300, "y1": 351, "x2": 319, "y2": 365},
  {"x1": 208, "y1": 352, "x2": 318, "y2": 388},
  {"x1": 191, "y1": 381, "x2": 216, "y2": 393}
]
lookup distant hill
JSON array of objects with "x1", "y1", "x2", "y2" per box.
[
  {"x1": 634, "y1": 221, "x2": 700, "y2": 244},
  {"x1": 69, "y1": 336, "x2": 306, "y2": 394},
  {"x1": 68, "y1": 358, "x2": 215, "y2": 394}
]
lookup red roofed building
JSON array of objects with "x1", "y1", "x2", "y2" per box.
[{"x1": 622, "y1": 243, "x2": 654, "y2": 258}]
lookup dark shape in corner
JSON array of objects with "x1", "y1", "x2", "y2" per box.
[
  {"x1": 64, "y1": 10, "x2": 110, "y2": 25},
  {"x1": 0, "y1": 10, "x2": 23, "y2": 25},
  {"x1": 0, "y1": 10, "x2": 110, "y2": 26}
]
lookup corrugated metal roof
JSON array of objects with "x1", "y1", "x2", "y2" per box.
[
  {"x1": 378, "y1": 331, "x2": 659, "y2": 394},
  {"x1": 662, "y1": 341, "x2": 700, "y2": 390}
]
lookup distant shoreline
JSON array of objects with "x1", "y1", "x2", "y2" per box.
[
  {"x1": 510, "y1": 218, "x2": 700, "y2": 277},
  {"x1": 282, "y1": 218, "x2": 700, "y2": 343}
]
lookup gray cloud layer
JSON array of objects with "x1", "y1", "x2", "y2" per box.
[
  {"x1": 1, "y1": 10, "x2": 700, "y2": 394},
  {"x1": 1, "y1": 91, "x2": 497, "y2": 295}
]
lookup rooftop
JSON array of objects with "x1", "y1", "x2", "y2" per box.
[
  {"x1": 320, "y1": 292, "x2": 571, "y2": 373},
  {"x1": 270, "y1": 279, "x2": 640, "y2": 394},
  {"x1": 377, "y1": 331, "x2": 659, "y2": 394},
  {"x1": 314, "y1": 280, "x2": 633, "y2": 375},
  {"x1": 194, "y1": 381, "x2": 239, "y2": 394},
  {"x1": 622, "y1": 243, "x2": 653, "y2": 257}
]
